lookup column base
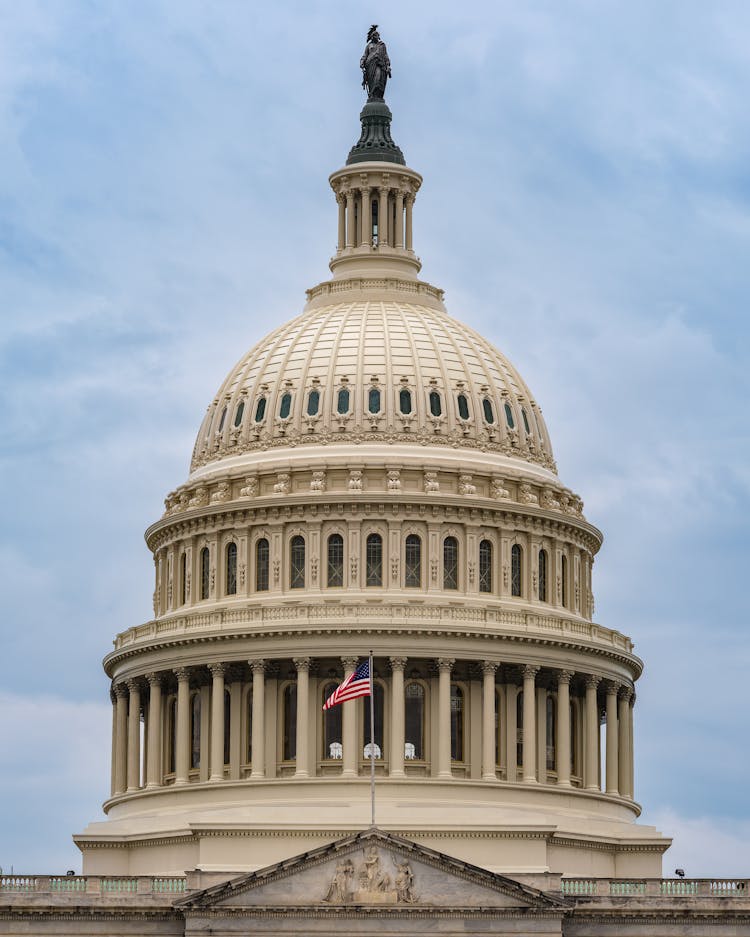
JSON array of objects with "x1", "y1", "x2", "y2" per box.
[
  {"x1": 294, "y1": 770, "x2": 310, "y2": 779},
  {"x1": 482, "y1": 772, "x2": 497, "y2": 781},
  {"x1": 557, "y1": 779, "x2": 572, "y2": 788},
  {"x1": 145, "y1": 782, "x2": 161, "y2": 790},
  {"x1": 209, "y1": 774, "x2": 224, "y2": 783},
  {"x1": 522, "y1": 776, "x2": 538, "y2": 784},
  {"x1": 250, "y1": 771, "x2": 266, "y2": 780}
]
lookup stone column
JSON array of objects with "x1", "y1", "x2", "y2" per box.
[
  {"x1": 556, "y1": 671, "x2": 573, "y2": 787},
  {"x1": 584, "y1": 675, "x2": 600, "y2": 790},
  {"x1": 341, "y1": 657, "x2": 358, "y2": 777},
  {"x1": 126, "y1": 679, "x2": 141, "y2": 792},
  {"x1": 504, "y1": 683, "x2": 518, "y2": 783},
  {"x1": 209, "y1": 664, "x2": 226, "y2": 782},
  {"x1": 522, "y1": 666, "x2": 539, "y2": 783},
  {"x1": 345, "y1": 191, "x2": 355, "y2": 249},
  {"x1": 359, "y1": 188, "x2": 371, "y2": 247},
  {"x1": 294, "y1": 658, "x2": 311, "y2": 778},
  {"x1": 394, "y1": 191, "x2": 404, "y2": 248},
  {"x1": 618, "y1": 687, "x2": 630, "y2": 797},
  {"x1": 337, "y1": 193, "x2": 346, "y2": 250},
  {"x1": 405, "y1": 194, "x2": 414, "y2": 250},
  {"x1": 110, "y1": 691, "x2": 117, "y2": 798},
  {"x1": 482, "y1": 661, "x2": 498, "y2": 780},
  {"x1": 437, "y1": 658, "x2": 455, "y2": 779},
  {"x1": 389, "y1": 657, "x2": 406, "y2": 778},
  {"x1": 629, "y1": 693, "x2": 635, "y2": 799},
  {"x1": 145, "y1": 673, "x2": 163, "y2": 789},
  {"x1": 378, "y1": 186, "x2": 389, "y2": 245},
  {"x1": 605, "y1": 682, "x2": 619, "y2": 795},
  {"x1": 113, "y1": 683, "x2": 128, "y2": 796},
  {"x1": 250, "y1": 660, "x2": 266, "y2": 778},
  {"x1": 174, "y1": 667, "x2": 191, "y2": 785}
]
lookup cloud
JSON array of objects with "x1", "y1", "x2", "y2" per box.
[{"x1": 645, "y1": 808, "x2": 750, "y2": 878}]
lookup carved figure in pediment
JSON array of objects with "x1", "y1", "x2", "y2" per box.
[
  {"x1": 393, "y1": 858, "x2": 416, "y2": 903},
  {"x1": 323, "y1": 859, "x2": 354, "y2": 904},
  {"x1": 360, "y1": 847, "x2": 391, "y2": 892}
]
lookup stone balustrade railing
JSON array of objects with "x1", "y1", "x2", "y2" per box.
[
  {"x1": 560, "y1": 878, "x2": 750, "y2": 898},
  {"x1": 112, "y1": 603, "x2": 634, "y2": 655},
  {"x1": 0, "y1": 875, "x2": 185, "y2": 896}
]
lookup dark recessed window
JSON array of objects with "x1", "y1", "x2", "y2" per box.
[
  {"x1": 337, "y1": 387, "x2": 350, "y2": 414},
  {"x1": 511, "y1": 544, "x2": 522, "y2": 597},
  {"x1": 233, "y1": 401, "x2": 245, "y2": 427},
  {"x1": 482, "y1": 398, "x2": 494, "y2": 424},
  {"x1": 327, "y1": 534, "x2": 344, "y2": 587},
  {"x1": 479, "y1": 539, "x2": 492, "y2": 593},
  {"x1": 254, "y1": 397, "x2": 267, "y2": 423},
  {"x1": 522, "y1": 408, "x2": 530, "y2": 434},
  {"x1": 366, "y1": 533, "x2": 383, "y2": 586},
  {"x1": 443, "y1": 536, "x2": 458, "y2": 590},
  {"x1": 290, "y1": 535, "x2": 305, "y2": 589},
  {"x1": 200, "y1": 547, "x2": 210, "y2": 600},
  {"x1": 279, "y1": 393, "x2": 292, "y2": 419},
  {"x1": 405, "y1": 682, "x2": 425, "y2": 760},
  {"x1": 538, "y1": 548, "x2": 548, "y2": 603},
  {"x1": 429, "y1": 390, "x2": 442, "y2": 417},
  {"x1": 306, "y1": 389, "x2": 320, "y2": 416},
  {"x1": 226, "y1": 542, "x2": 237, "y2": 595},
  {"x1": 450, "y1": 684, "x2": 464, "y2": 761},
  {"x1": 399, "y1": 388, "x2": 412, "y2": 415},
  {"x1": 457, "y1": 394, "x2": 469, "y2": 420},
  {"x1": 561, "y1": 554, "x2": 568, "y2": 608},
  {"x1": 368, "y1": 387, "x2": 381, "y2": 414},
  {"x1": 504, "y1": 402, "x2": 515, "y2": 429},
  {"x1": 256, "y1": 538, "x2": 269, "y2": 592},
  {"x1": 405, "y1": 534, "x2": 421, "y2": 587},
  {"x1": 218, "y1": 407, "x2": 227, "y2": 432}
]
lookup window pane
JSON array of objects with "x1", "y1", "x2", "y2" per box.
[
  {"x1": 405, "y1": 535, "x2": 421, "y2": 588},
  {"x1": 226, "y1": 542, "x2": 237, "y2": 595},
  {"x1": 482, "y1": 398, "x2": 494, "y2": 424},
  {"x1": 443, "y1": 536, "x2": 458, "y2": 590},
  {"x1": 366, "y1": 534, "x2": 383, "y2": 586},
  {"x1": 368, "y1": 387, "x2": 381, "y2": 414},
  {"x1": 511, "y1": 545, "x2": 522, "y2": 597},
  {"x1": 279, "y1": 393, "x2": 292, "y2": 419},
  {"x1": 190, "y1": 693, "x2": 201, "y2": 770},
  {"x1": 337, "y1": 387, "x2": 350, "y2": 414},
  {"x1": 479, "y1": 540, "x2": 492, "y2": 593},
  {"x1": 327, "y1": 534, "x2": 344, "y2": 587},
  {"x1": 290, "y1": 536, "x2": 305, "y2": 589},
  {"x1": 538, "y1": 549, "x2": 547, "y2": 602},
  {"x1": 234, "y1": 401, "x2": 245, "y2": 427},
  {"x1": 399, "y1": 388, "x2": 412, "y2": 415},
  {"x1": 306, "y1": 389, "x2": 320, "y2": 416},
  {"x1": 405, "y1": 682, "x2": 424, "y2": 760},
  {"x1": 457, "y1": 394, "x2": 469, "y2": 420},
  {"x1": 200, "y1": 547, "x2": 210, "y2": 600},
  {"x1": 516, "y1": 690, "x2": 524, "y2": 767},
  {"x1": 283, "y1": 684, "x2": 297, "y2": 761},
  {"x1": 504, "y1": 402, "x2": 515, "y2": 428},
  {"x1": 362, "y1": 682, "x2": 384, "y2": 759},
  {"x1": 429, "y1": 390, "x2": 442, "y2": 417},
  {"x1": 256, "y1": 538, "x2": 269, "y2": 592},
  {"x1": 254, "y1": 397, "x2": 266, "y2": 422},
  {"x1": 168, "y1": 699, "x2": 177, "y2": 773},
  {"x1": 450, "y1": 684, "x2": 464, "y2": 761},
  {"x1": 323, "y1": 683, "x2": 343, "y2": 759}
]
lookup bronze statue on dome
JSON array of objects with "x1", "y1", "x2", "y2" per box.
[{"x1": 360, "y1": 25, "x2": 391, "y2": 101}]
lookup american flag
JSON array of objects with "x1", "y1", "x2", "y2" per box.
[{"x1": 322, "y1": 659, "x2": 371, "y2": 710}]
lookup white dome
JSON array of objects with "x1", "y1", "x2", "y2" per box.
[{"x1": 191, "y1": 298, "x2": 555, "y2": 475}]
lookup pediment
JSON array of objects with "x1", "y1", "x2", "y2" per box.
[{"x1": 179, "y1": 828, "x2": 562, "y2": 912}]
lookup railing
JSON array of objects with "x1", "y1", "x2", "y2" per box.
[
  {"x1": 560, "y1": 878, "x2": 750, "y2": 898},
  {"x1": 0, "y1": 875, "x2": 186, "y2": 896}
]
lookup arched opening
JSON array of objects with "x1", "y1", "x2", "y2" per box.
[
  {"x1": 306, "y1": 389, "x2": 320, "y2": 416},
  {"x1": 200, "y1": 547, "x2": 210, "y2": 600},
  {"x1": 322, "y1": 682, "x2": 343, "y2": 760},
  {"x1": 368, "y1": 386, "x2": 381, "y2": 414},
  {"x1": 405, "y1": 682, "x2": 425, "y2": 761},
  {"x1": 290, "y1": 535, "x2": 305, "y2": 589},
  {"x1": 283, "y1": 683, "x2": 297, "y2": 762},
  {"x1": 404, "y1": 534, "x2": 421, "y2": 588},
  {"x1": 190, "y1": 692, "x2": 201, "y2": 770},
  {"x1": 443, "y1": 536, "x2": 458, "y2": 590},
  {"x1": 538, "y1": 548, "x2": 548, "y2": 602},
  {"x1": 362, "y1": 681, "x2": 384, "y2": 759},
  {"x1": 429, "y1": 390, "x2": 442, "y2": 417},
  {"x1": 327, "y1": 534, "x2": 344, "y2": 587},
  {"x1": 254, "y1": 397, "x2": 266, "y2": 423},
  {"x1": 479, "y1": 540, "x2": 492, "y2": 593},
  {"x1": 255, "y1": 538, "x2": 269, "y2": 592},
  {"x1": 226, "y1": 542, "x2": 237, "y2": 596},
  {"x1": 366, "y1": 533, "x2": 383, "y2": 586},
  {"x1": 234, "y1": 400, "x2": 245, "y2": 427},
  {"x1": 399, "y1": 387, "x2": 412, "y2": 415},
  {"x1": 450, "y1": 684, "x2": 464, "y2": 762},
  {"x1": 482, "y1": 398, "x2": 494, "y2": 423},
  {"x1": 511, "y1": 544, "x2": 522, "y2": 597},
  {"x1": 279, "y1": 392, "x2": 292, "y2": 419},
  {"x1": 546, "y1": 695, "x2": 556, "y2": 773},
  {"x1": 457, "y1": 393, "x2": 469, "y2": 420}
]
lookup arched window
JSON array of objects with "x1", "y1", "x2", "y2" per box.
[
  {"x1": 167, "y1": 698, "x2": 177, "y2": 773},
  {"x1": 429, "y1": 390, "x2": 442, "y2": 417},
  {"x1": 306, "y1": 389, "x2": 320, "y2": 416},
  {"x1": 180, "y1": 552, "x2": 187, "y2": 606},
  {"x1": 218, "y1": 407, "x2": 227, "y2": 432},
  {"x1": 404, "y1": 534, "x2": 421, "y2": 588},
  {"x1": 190, "y1": 692, "x2": 201, "y2": 770},
  {"x1": 337, "y1": 387, "x2": 350, "y2": 414},
  {"x1": 322, "y1": 682, "x2": 343, "y2": 760},
  {"x1": 399, "y1": 387, "x2": 412, "y2": 415},
  {"x1": 450, "y1": 684, "x2": 464, "y2": 761},
  {"x1": 255, "y1": 538, "x2": 269, "y2": 592},
  {"x1": 479, "y1": 540, "x2": 492, "y2": 593},
  {"x1": 283, "y1": 683, "x2": 297, "y2": 761},
  {"x1": 362, "y1": 682, "x2": 384, "y2": 759},
  {"x1": 546, "y1": 695, "x2": 556, "y2": 772},
  {"x1": 457, "y1": 393, "x2": 470, "y2": 420},
  {"x1": 223, "y1": 689, "x2": 231, "y2": 767},
  {"x1": 254, "y1": 397, "x2": 266, "y2": 423},
  {"x1": 279, "y1": 392, "x2": 292, "y2": 419},
  {"x1": 233, "y1": 400, "x2": 245, "y2": 427},
  {"x1": 443, "y1": 536, "x2": 458, "y2": 590},
  {"x1": 516, "y1": 690, "x2": 524, "y2": 767},
  {"x1": 290, "y1": 536, "x2": 305, "y2": 589},
  {"x1": 327, "y1": 534, "x2": 344, "y2": 587},
  {"x1": 405, "y1": 682, "x2": 425, "y2": 760},
  {"x1": 200, "y1": 547, "x2": 210, "y2": 600},
  {"x1": 538, "y1": 548, "x2": 548, "y2": 602},
  {"x1": 561, "y1": 554, "x2": 568, "y2": 608},
  {"x1": 482, "y1": 398, "x2": 495, "y2": 424},
  {"x1": 246, "y1": 688, "x2": 253, "y2": 764},
  {"x1": 368, "y1": 387, "x2": 381, "y2": 414},
  {"x1": 504, "y1": 402, "x2": 515, "y2": 428},
  {"x1": 511, "y1": 544, "x2": 522, "y2": 597},
  {"x1": 226, "y1": 542, "x2": 237, "y2": 596},
  {"x1": 522, "y1": 408, "x2": 531, "y2": 434},
  {"x1": 366, "y1": 534, "x2": 383, "y2": 587}
]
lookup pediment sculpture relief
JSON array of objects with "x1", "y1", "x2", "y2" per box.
[{"x1": 323, "y1": 847, "x2": 417, "y2": 905}]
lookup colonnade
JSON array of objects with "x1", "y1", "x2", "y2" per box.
[
  {"x1": 335, "y1": 184, "x2": 414, "y2": 252},
  {"x1": 110, "y1": 657, "x2": 635, "y2": 802}
]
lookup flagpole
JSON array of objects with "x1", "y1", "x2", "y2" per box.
[{"x1": 369, "y1": 649, "x2": 375, "y2": 826}]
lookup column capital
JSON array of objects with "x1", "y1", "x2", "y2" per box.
[
  {"x1": 293, "y1": 657, "x2": 312, "y2": 673},
  {"x1": 145, "y1": 672, "x2": 162, "y2": 688},
  {"x1": 437, "y1": 657, "x2": 455, "y2": 673},
  {"x1": 249, "y1": 659, "x2": 267, "y2": 675},
  {"x1": 113, "y1": 682, "x2": 128, "y2": 699},
  {"x1": 125, "y1": 677, "x2": 141, "y2": 693},
  {"x1": 389, "y1": 656, "x2": 407, "y2": 672},
  {"x1": 481, "y1": 660, "x2": 498, "y2": 676},
  {"x1": 618, "y1": 684, "x2": 634, "y2": 702},
  {"x1": 585, "y1": 673, "x2": 601, "y2": 690},
  {"x1": 522, "y1": 664, "x2": 540, "y2": 680},
  {"x1": 208, "y1": 663, "x2": 227, "y2": 679},
  {"x1": 557, "y1": 669, "x2": 574, "y2": 685},
  {"x1": 604, "y1": 679, "x2": 621, "y2": 696},
  {"x1": 174, "y1": 667, "x2": 191, "y2": 683},
  {"x1": 341, "y1": 656, "x2": 359, "y2": 670}
]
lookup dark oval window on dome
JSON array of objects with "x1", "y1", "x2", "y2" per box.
[
  {"x1": 306, "y1": 389, "x2": 320, "y2": 416},
  {"x1": 233, "y1": 401, "x2": 245, "y2": 427},
  {"x1": 482, "y1": 398, "x2": 494, "y2": 424},
  {"x1": 429, "y1": 390, "x2": 442, "y2": 417},
  {"x1": 218, "y1": 407, "x2": 227, "y2": 432},
  {"x1": 457, "y1": 394, "x2": 469, "y2": 420},
  {"x1": 254, "y1": 397, "x2": 266, "y2": 423},
  {"x1": 399, "y1": 388, "x2": 412, "y2": 415},
  {"x1": 337, "y1": 387, "x2": 350, "y2": 414},
  {"x1": 368, "y1": 387, "x2": 381, "y2": 414},
  {"x1": 279, "y1": 392, "x2": 292, "y2": 419},
  {"x1": 504, "y1": 402, "x2": 515, "y2": 429},
  {"x1": 522, "y1": 408, "x2": 530, "y2": 434}
]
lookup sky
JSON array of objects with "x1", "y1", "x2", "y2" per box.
[{"x1": 1, "y1": 0, "x2": 750, "y2": 876}]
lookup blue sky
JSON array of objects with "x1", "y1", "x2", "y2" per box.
[{"x1": 2, "y1": 1, "x2": 750, "y2": 875}]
